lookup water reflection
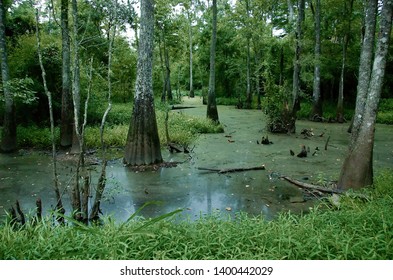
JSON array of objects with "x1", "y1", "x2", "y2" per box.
[{"x1": 0, "y1": 152, "x2": 310, "y2": 223}]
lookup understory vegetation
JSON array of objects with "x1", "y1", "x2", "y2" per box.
[
  {"x1": 2, "y1": 101, "x2": 224, "y2": 150},
  {"x1": 1, "y1": 171, "x2": 392, "y2": 260},
  {"x1": 4, "y1": 96, "x2": 392, "y2": 150}
]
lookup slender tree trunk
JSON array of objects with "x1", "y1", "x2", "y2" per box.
[
  {"x1": 338, "y1": 0, "x2": 392, "y2": 190},
  {"x1": 158, "y1": 30, "x2": 166, "y2": 102},
  {"x1": 164, "y1": 38, "x2": 172, "y2": 101},
  {"x1": 336, "y1": 0, "x2": 354, "y2": 123},
  {"x1": 289, "y1": 0, "x2": 304, "y2": 133},
  {"x1": 245, "y1": 0, "x2": 252, "y2": 109},
  {"x1": 350, "y1": 0, "x2": 377, "y2": 141},
  {"x1": 310, "y1": 0, "x2": 322, "y2": 121},
  {"x1": 206, "y1": 0, "x2": 219, "y2": 123},
  {"x1": 0, "y1": 1, "x2": 16, "y2": 153},
  {"x1": 187, "y1": 8, "x2": 194, "y2": 98},
  {"x1": 124, "y1": 0, "x2": 162, "y2": 166},
  {"x1": 336, "y1": 34, "x2": 348, "y2": 123},
  {"x1": 279, "y1": 46, "x2": 284, "y2": 86},
  {"x1": 287, "y1": 0, "x2": 294, "y2": 22},
  {"x1": 70, "y1": 0, "x2": 82, "y2": 219},
  {"x1": 60, "y1": 0, "x2": 73, "y2": 148},
  {"x1": 254, "y1": 51, "x2": 261, "y2": 110},
  {"x1": 34, "y1": 6, "x2": 65, "y2": 224}
]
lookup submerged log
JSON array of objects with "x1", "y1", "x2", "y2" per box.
[
  {"x1": 198, "y1": 165, "x2": 266, "y2": 174},
  {"x1": 168, "y1": 142, "x2": 183, "y2": 153},
  {"x1": 281, "y1": 176, "x2": 342, "y2": 194},
  {"x1": 171, "y1": 105, "x2": 196, "y2": 110}
]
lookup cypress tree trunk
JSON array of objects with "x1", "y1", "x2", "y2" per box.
[
  {"x1": 350, "y1": 0, "x2": 377, "y2": 142},
  {"x1": 336, "y1": 0, "x2": 354, "y2": 123},
  {"x1": 338, "y1": 0, "x2": 392, "y2": 190},
  {"x1": 60, "y1": 0, "x2": 73, "y2": 148},
  {"x1": 244, "y1": 0, "x2": 252, "y2": 109},
  {"x1": 310, "y1": 0, "x2": 322, "y2": 121},
  {"x1": 289, "y1": 0, "x2": 305, "y2": 133},
  {"x1": 124, "y1": 0, "x2": 162, "y2": 166},
  {"x1": 0, "y1": 1, "x2": 16, "y2": 153},
  {"x1": 206, "y1": 0, "x2": 219, "y2": 123},
  {"x1": 187, "y1": 8, "x2": 194, "y2": 98}
]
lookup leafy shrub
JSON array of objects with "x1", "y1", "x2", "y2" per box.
[
  {"x1": 376, "y1": 99, "x2": 393, "y2": 124},
  {"x1": 17, "y1": 126, "x2": 58, "y2": 149},
  {"x1": 297, "y1": 101, "x2": 354, "y2": 121}
]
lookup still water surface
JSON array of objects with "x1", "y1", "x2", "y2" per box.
[{"x1": 1, "y1": 100, "x2": 392, "y2": 222}]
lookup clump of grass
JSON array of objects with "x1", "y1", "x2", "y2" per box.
[
  {"x1": 374, "y1": 170, "x2": 393, "y2": 196},
  {"x1": 17, "y1": 126, "x2": 59, "y2": 149},
  {"x1": 156, "y1": 110, "x2": 224, "y2": 146}
]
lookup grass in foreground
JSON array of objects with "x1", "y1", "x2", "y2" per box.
[{"x1": 1, "y1": 172, "x2": 392, "y2": 260}]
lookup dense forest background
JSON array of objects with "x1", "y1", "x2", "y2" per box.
[{"x1": 1, "y1": 0, "x2": 391, "y2": 128}]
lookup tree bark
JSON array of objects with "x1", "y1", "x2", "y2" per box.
[
  {"x1": 338, "y1": 0, "x2": 392, "y2": 190},
  {"x1": 60, "y1": 0, "x2": 73, "y2": 148},
  {"x1": 0, "y1": 1, "x2": 16, "y2": 153},
  {"x1": 206, "y1": 0, "x2": 219, "y2": 123},
  {"x1": 164, "y1": 38, "x2": 173, "y2": 101},
  {"x1": 70, "y1": 0, "x2": 82, "y2": 218},
  {"x1": 124, "y1": 0, "x2": 163, "y2": 166},
  {"x1": 244, "y1": 0, "x2": 252, "y2": 109},
  {"x1": 34, "y1": 6, "x2": 65, "y2": 224},
  {"x1": 336, "y1": 0, "x2": 354, "y2": 123},
  {"x1": 290, "y1": 0, "x2": 305, "y2": 133},
  {"x1": 350, "y1": 0, "x2": 377, "y2": 143},
  {"x1": 187, "y1": 7, "x2": 194, "y2": 98},
  {"x1": 310, "y1": 0, "x2": 322, "y2": 120}
]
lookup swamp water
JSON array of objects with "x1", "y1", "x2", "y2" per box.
[{"x1": 1, "y1": 98, "x2": 392, "y2": 222}]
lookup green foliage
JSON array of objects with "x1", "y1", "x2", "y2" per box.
[
  {"x1": 0, "y1": 77, "x2": 37, "y2": 104},
  {"x1": 377, "y1": 99, "x2": 393, "y2": 124},
  {"x1": 297, "y1": 101, "x2": 354, "y2": 121},
  {"x1": 215, "y1": 97, "x2": 239, "y2": 106},
  {"x1": 17, "y1": 126, "x2": 58, "y2": 149},
  {"x1": 374, "y1": 170, "x2": 393, "y2": 196},
  {"x1": 1, "y1": 179, "x2": 393, "y2": 259},
  {"x1": 156, "y1": 109, "x2": 224, "y2": 146},
  {"x1": 261, "y1": 76, "x2": 292, "y2": 132}
]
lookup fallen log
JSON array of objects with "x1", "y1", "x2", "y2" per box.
[
  {"x1": 198, "y1": 165, "x2": 266, "y2": 174},
  {"x1": 281, "y1": 176, "x2": 343, "y2": 194},
  {"x1": 171, "y1": 106, "x2": 196, "y2": 110}
]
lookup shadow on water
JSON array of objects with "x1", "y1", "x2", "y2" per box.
[{"x1": 1, "y1": 98, "x2": 393, "y2": 222}]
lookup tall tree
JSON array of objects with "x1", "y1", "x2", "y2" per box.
[
  {"x1": 310, "y1": 0, "x2": 322, "y2": 120},
  {"x1": 206, "y1": 0, "x2": 219, "y2": 122},
  {"x1": 289, "y1": 0, "x2": 305, "y2": 133},
  {"x1": 0, "y1": 0, "x2": 16, "y2": 153},
  {"x1": 244, "y1": 0, "x2": 252, "y2": 109},
  {"x1": 33, "y1": 3, "x2": 65, "y2": 223},
  {"x1": 124, "y1": 0, "x2": 162, "y2": 165},
  {"x1": 186, "y1": 1, "x2": 194, "y2": 98},
  {"x1": 60, "y1": 0, "x2": 73, "y2": 148},
  {"x1": 338, "y1": 0, "x2": 392, "y2": 190},
  {"x1": 336, "y1": 0, "x2": 354, "y2": 123}
]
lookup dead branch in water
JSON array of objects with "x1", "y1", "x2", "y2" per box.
[
  {"x1": 324, "y1": 136, "x2": 330, "y2": 150},
  {"x1": 281, "y1": 176, "x2": 342, "y2": 194},
  {"x1": 198, "y1": 165, "x2": 266, "y2": 174}
]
